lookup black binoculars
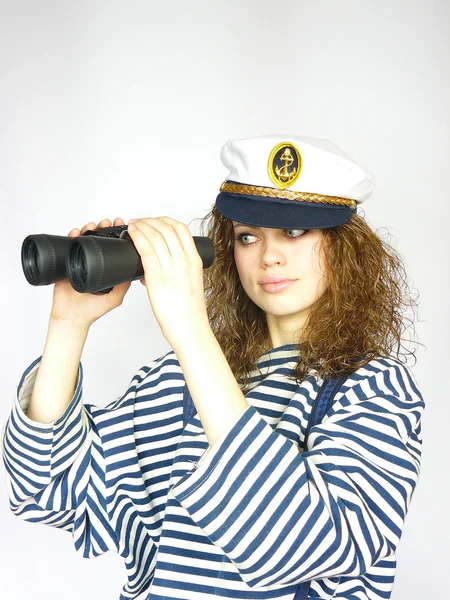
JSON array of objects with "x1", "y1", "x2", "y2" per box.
[{"x1": 21, "y1": 224, "x2": 214, "y2": 295}]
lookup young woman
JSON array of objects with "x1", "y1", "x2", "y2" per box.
[{"x1": 2, "y1": 135, "x2": 424, "y2": 600}]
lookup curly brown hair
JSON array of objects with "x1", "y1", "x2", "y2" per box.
[{"x1": 191, "y1": 205, "x2": 422, "y2": 393}]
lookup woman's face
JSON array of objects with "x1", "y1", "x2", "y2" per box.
[{"x1": 232, "y1": 221, "x2": 330, "y2": 343}]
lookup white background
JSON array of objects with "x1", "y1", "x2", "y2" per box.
[{"x1": 0, "y1": 1, "x2": 448, "y2": 598}]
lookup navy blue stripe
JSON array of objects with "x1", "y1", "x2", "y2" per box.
[{"x1": 2, "y1": 349, "x2": 424, "y2": 599}]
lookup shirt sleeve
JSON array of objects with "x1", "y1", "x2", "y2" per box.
[
  {"x1": 2, "y1": 355, "x2": 153, "y2": 556},
  {"x1": 2, "y1": 353, "x2": 172, "y2": 599},
  {"x1": 169, "y1": 361, "x2": 425, "y2": 590}
]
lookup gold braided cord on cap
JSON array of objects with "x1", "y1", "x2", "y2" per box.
[{"x1": 220, "y1": 181, "x2": 357, "y2": 209}]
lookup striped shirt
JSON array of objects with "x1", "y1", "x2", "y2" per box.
[{"x1": 2, "y1": 344, "x2": 424, "y2": 600}]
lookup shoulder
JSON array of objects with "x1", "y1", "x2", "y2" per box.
[
  {"x1": 128, "y1": 348, "x2": 183, "y2": 388},
  {"x1": 336, "y1": 355, "x2": 423, "y2": 403},
  {"x1": 326, "y1": 356, "x2": 425, "y2": 437}
]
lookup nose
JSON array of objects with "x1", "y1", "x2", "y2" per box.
[{"x1": 261, "y1": 243, "x2": 286, "y2": 267}]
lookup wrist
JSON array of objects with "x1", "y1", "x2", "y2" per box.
[
  {"x1": 166, "y1": 320, "x2": 213, "y2": 352},
  {"x1": 49, "y1": 316, "x2": 91, "y2": 334}
]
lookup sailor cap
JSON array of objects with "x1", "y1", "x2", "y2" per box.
[{"x1": 215, "y1": 134, "x2": 375, "y2": 229}]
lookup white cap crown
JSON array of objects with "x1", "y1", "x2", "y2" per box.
[{"x1": 220, "y1": 134, "x2": 375, "y2": 203}]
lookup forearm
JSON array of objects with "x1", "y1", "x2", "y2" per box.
[
  {"x1": 171, "y1": 325, "x2": 249, "y2": 448},
  {"x1": 27, "y1": 318, "x2": 90, "y2": 423}
]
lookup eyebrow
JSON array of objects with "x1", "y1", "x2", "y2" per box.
[{"x1": 233, "y1": 223, "x2": 262, "y2": 229}]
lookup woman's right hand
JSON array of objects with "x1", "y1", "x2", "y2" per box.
[{"x1": 50, "y1": 218, "x2": 132, "y2": 328}]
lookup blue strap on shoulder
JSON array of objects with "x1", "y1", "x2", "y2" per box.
[
  {"x1": 292, "y1": 373, "x2": 348, "y2": 600},
  {"x1": 181, "y1": 372, "x2": 348, "y2": 600},
  {"x1": 182, "y1": 383, "x2": 198, "y2": 428}
]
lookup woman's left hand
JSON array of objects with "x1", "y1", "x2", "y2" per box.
[{"x1": 126, "y1": 216, "x2": 210, "y2": 345}]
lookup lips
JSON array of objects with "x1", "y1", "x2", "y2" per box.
[
  {"x1": 260, "y1": 280, "x2": 297, "y2": 293},
  {"x1": 259, "y1": 276, "x2": 296, "y2": 285}
]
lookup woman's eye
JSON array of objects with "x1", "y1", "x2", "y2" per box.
[
  {"x1": 235, "y1": 229, "x2": 307, "y2": 245},
  {"x1": 286, "y1": 229, "x2": 306, "y2": 238}
]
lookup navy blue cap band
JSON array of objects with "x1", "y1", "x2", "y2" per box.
[{"x1": 215, "y1": 190, "x2": 356, "y2": 229}]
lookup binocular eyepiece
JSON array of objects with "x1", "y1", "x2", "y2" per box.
[{"x1": 21, "y1": 225, "x2": 214, "y2": 295}]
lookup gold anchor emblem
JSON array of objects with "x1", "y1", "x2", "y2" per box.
[{"x1": 268, "y1": 142, "x2": 302, "y2": 189}]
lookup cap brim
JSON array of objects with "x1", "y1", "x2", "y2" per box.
[{"x1": 215, "y1": 191, "x2": 355, "y2": 229}]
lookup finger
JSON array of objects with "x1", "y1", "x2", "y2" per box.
[
  {"x1": 133, "y1": 218, "x2": 185, "y2": 266},
  {"x1": 157, "y1": 216, "x2": 201, "y2": 263},
  {"x1": 128, "y1": 218, "x2": 184, "y2": 271},
  {"x1": 96, "y1": 218, "x2": 125, "y2": 228},
  {"x1": 81, "y1": 222, "x2": 96, "y2": 234},
  {"x1": 126, "y1": 221, "x2": 167, "y2": 272}
]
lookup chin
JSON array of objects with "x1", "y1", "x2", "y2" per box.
[
  {"x1": 269, "y1": 308, "x2": 311, "y2": 318},
  {"x1": 259, "y1": 296, "x2": 311, "y2": 315}
]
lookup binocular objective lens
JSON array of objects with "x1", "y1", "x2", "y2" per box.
[{"x1": 24, "y1": 239, "x2": 40, "y2": 284}]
